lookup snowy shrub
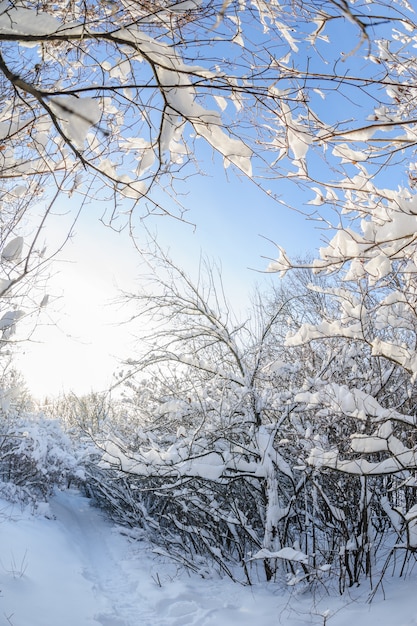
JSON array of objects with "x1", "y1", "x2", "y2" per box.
[
  {"x1": 89, "y1": 432, "x2": 272, "y2": 582},
  {"x1": 0, "y1": 413, "x2": 85, "y2": 504},
  {"x1": 82, "y1": 253, "x2": 417, "y2": 591},
  {"x1": 48, "y1": 391, "x2": 119, "y2": 435},
  {"x1": 276, "y1": 244, "x2": 417, "y2": 588},
  {"x1": 85, "y1": 257, "x2": 337, "y2": 584}
]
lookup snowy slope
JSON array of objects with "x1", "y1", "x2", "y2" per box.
[{"x1": 0, "y1": 490, "x2": 416, "y2": 626}]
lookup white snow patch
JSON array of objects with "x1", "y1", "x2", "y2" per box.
[{"x1": 0, "y1": 490, "x2": 417, "y2": 625}]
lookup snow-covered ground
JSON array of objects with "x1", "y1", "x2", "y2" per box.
[{"x1": 0, "y1": 490, "x2": 416, "y2": 626}]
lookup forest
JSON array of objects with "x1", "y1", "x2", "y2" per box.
[{"x1": 0, "y1": 0, "x2": 417, "y2": 603}]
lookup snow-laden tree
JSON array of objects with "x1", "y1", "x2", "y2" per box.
[
  {"x1": 1, "y1": 0, "x2": 417, "y2": 223},
  {"x1": 4, "y1": 0, "x2": 414, "y2": 367},
  {"x1": 86, "y1": 252, "x2": 306, "y2": 581},
  {"x1": 47, "y1": 390, "x2": 119, "y2": 435},
  {"x1": 0, "y1": 361, "x2": 84, "y2": 507},
  {"x1": 2, "y1": 0, "x2": 417, "y2": 339},
  {"x1": 77, "y1": 248, "x2": 416, "y2": 589},
  {"x1": 85, "y1": 252, "x2": 362, "y2": 585},
  {"x1": 267, "y1": 169, "x2": 417, "y2": 587},
  {"x1": 2, "y1": 0, "x2": 417, "y2": 390},
  {"x1": 5, "y1": 0, "x2": 417, "y2": 590},
  {"x1": 0, "y1": 188, "x2": 59, "y2": 366}
]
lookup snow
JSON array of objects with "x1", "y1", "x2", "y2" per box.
[
  {"x1": 1, "y1": 237, "x2": 24, "y2": 262},
  {"x1": 308, "y1": 442, "x2": 417, "y2": 475},
  {"x1": 101, "y1": 439, "x2": 264, "y2": 481},
  {"x1": 251, "y1": 547, "x2": 309, "y2": 564},
  {"x1": 0, "y1": 309, "x2": 24, "y2": 333},
  {"x1": 0, "y1": 7, "x2": 60, "y2": 36},
  {"x1": 293, "y1": 383, "x2": 415, "y2": 426},
  {"x1": 1, "y1": 489, "x2": 417, "y2": 626},
  {"x1": 48, "y1": 96, "x2": 102, "y2": 150},
  {"x1": 266, "y1": 246, "x2": 291, "y2": 277},
  {"x1": 332, "y1": 143, "x2": 368, "y2": 163}
]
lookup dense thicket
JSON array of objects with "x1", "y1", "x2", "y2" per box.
[
  {"x1": 1, "y1": 253, "x2": 417, "y2": 593},
  {"x1": 77, "y1": 257, "x2": 417, "y2": 591}
]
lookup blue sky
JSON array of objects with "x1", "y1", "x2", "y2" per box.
[{"x1": 15, "y1": 159, "x2": 327, "y2": 399}]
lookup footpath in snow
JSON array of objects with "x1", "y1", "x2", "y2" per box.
[{"x1": 0, "y1": 490, "x2": 416, "y2": 626}]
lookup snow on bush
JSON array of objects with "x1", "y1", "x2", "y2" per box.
[{"x1": 0, "y1": 412, "x2": 84, "y2": 506}]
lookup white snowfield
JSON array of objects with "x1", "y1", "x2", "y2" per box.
[{"x1": 0, "y1": 490, "x2": 416, "y2": 626}]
